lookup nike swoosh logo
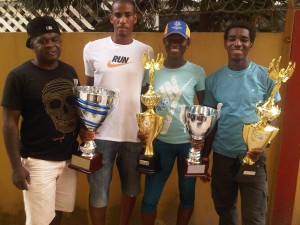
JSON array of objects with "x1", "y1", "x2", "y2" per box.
[{"x1": 107, "y1": 61, "x2": 132, "y2": 68}]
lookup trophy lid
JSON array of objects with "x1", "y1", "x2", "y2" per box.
[
  {"x1": 187, "y1": 105, "x2": 218, "y2": 117},
  {"x1": 74, "y1": 86, "x2": 118, "y2": 106},
  {"x1": 75, "y1": 86, "x2": 116, "y2": 96}
]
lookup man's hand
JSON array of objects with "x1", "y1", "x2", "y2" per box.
[
  {"x1": 199, "y1": 159, "x2": 211, "y2": 183},
  {"x1": 12, "y1": 166, "x2": 30, "y2": 191},
  {"x1": 79, "y1": 128, "x2": 97, "y2": 142},
  {"x1": 138, "y1": 131, "x2": 148, "y2": 148},
  {"x1": 247, "y1": 147, "x2": 265, "y2": 162}
]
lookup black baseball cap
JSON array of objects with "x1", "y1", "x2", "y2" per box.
[{"x1": 26, "y1": 16, "x2": 60, "y2": 48}]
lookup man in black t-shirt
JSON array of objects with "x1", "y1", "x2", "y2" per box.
[{"x1": 1, "y1": 16, "x2": 79, "y2": 225}]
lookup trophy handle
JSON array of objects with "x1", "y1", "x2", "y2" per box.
[
  {"x1": 73, "y1": 79, "x2": 79, "y2": 94},
  {"x1": 112, "y1": 88, "x2": 120, "y2": 110},
  {"x1": 216, "y1": 103, "x2": 223, "y2": 119},
  {"x1": 105, "y1": 89, "x2": 120, "y2": 117},
  {"x1": 73, "y1": 78, "x2": 79, "y2": 87}
]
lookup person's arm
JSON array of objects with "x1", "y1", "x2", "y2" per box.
[
  {"x1": 201, "y1": 102, "x2": 222, "y2": 161},
  {"x1": 137, "y1": 82, "x2": 150, "y2": 148},
  {"x1": 141, "y1": 83, "x2": 149, "y2": 112},
  {"x1": 199, "y1": 87, "x2": 218, "y2": 182},
  {"x1": 2, "y1": 108, "x2": 30, "y2": 190},
  {"x1": 202, "y1": 122, "x2": 217, "y2": 161},
  {"x1": 196, "y1": 90, "x2": 205, "y2": 105},
  {"x1": 195, "y1": 119, "x2": 217, "y2": 183},
  {"x1": 86, "y1": 76, "x2": 94, "y2": 86},
  {"x1": 201, "y1": 81, "x2": 218, "y2": 161}
]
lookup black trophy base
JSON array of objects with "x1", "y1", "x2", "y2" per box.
[
  {"x1": 136, "y1": 154, "x2": 161, "y2": 175},
  {"x1": 69, "y1": 151, "x2": 103, "y2": 174},
  {"x1": 181, "y1": 157, "x2": 206, "y2": 177},
  {"x1": 234, "y1": 155, "x2": 265, "y2": 181}
]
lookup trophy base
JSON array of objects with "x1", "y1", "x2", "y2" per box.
[
  {"x1": 69, "y1": 151, "x2": 103, "y2": 174},
  {"x1": 234, "y1": 155, "x2": 265, "y2": 181},
  {"x1": 136, "y1": 154, "x2": 161, "y2": 174},
  {"x1": 181, "y1": 157, "x2": 206, "y2": 177}
]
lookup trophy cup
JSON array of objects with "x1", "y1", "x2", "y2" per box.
[
  {"x1": 69, "y1": 84, "x2": 119, "y2": 173},
  {"x1": 242, "y1": 57, "x2": 296, "y2": 167},
  {"x1": 136, "y1": 52, "x2": 165, "y2": 174},
  {"x1": 183, "y1": 105, "x2": 220, "y2": 177}
]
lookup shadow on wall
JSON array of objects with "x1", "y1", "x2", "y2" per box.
[{"x1": 0, "y1": 206, "x2": 89, "y2": 225}]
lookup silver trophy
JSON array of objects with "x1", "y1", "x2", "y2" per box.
[
  {"x1": 183, "y1": 104, "x2": 220, "y2": 176},
  {"x1": 69, "y1": 84, "x2": 119, "y2": 173}
]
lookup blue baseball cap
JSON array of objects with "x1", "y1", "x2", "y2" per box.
[{"x1": 163, "y1": 20, "x2": 190, "y2": 39}]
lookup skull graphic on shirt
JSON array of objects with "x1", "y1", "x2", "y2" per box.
[{"x1": 42, "y1": 78, "x2": 77, "y2": 141}]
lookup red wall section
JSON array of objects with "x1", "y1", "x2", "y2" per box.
[{"x1": 272, "y1": 9, "x2": 300, "y2": 225}]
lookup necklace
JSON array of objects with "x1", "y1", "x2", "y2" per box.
[
  {"x1": 227, "y1": 72, "x2": 245, "y2": 78},
  {"x1": 227, "y1": 63, "x2": 251, "y2": 78}
]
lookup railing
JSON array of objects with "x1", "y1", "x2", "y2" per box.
[{"x1": 0, "y1": 0, "x2": 294, "y2": 32}]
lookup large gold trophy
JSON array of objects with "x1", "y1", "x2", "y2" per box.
[
  {"x1": 136, "y1": 52, "x2": 165, "y2": 174},
  {"x1": 242, "y1": 57, "x2": 296, "y2": 167}
]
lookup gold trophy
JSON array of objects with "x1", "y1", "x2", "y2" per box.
[
  {"x1": 136, "y1": 52, "x2": 165, "y2": 174},
  {"x1": 242, "y1": 57, "x2": 296, "y2": 168}
]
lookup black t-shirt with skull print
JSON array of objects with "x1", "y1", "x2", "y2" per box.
[{"x1": 1, "y1": 60, "x2": 79, "y2": 161}]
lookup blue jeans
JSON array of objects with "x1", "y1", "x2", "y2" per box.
[
  {"x1": 88, "y1": 140, "x2": 143, "y2": 207},
  {"x1": 211, "y1": 152, "x2": 268, "y2": 225},
  {"x1": 141, "y1": 139, "x2": 196, "y2": 213}
]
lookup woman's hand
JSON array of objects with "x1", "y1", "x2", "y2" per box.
[{"x1": 138, "y1": 131, "x2": 148, "y2": 148}]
